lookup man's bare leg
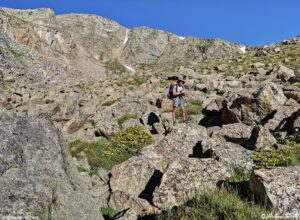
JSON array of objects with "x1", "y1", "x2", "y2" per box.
[
  {"x1": 181, "y1": 107, "x2": 186, "y2": 122},
  {"x1": 172, "y1": 107, "x2": 177, "y2": 124}
]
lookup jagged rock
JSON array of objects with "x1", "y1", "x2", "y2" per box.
[
  {"x1": 271, "y1": 64, "x2": 295, "y2": 82},
  {"x1": 255, "y1": 83, "x2": 287, "y2": 120},
  {"x1": 250, "y1": 167, "x2": 300, "y2": 217},
  {"x1": 152, "y1": 158, "x2": 232, "y2": 210},
  {"x1": 194, "y1": 83, "x2": 208, "y2": 92},
  {"x1": 109, "y1": 191, "x2": 159, "y2": 216},
  {"x1": 110, "y1": 151, "x2": 165, "y2": 197},
  {"x1": 264, "y1": 99, "x2": 300, "y2": 131},
  {"x1": 201, "y1": 138, "x2": 254, "y2": 171},
  {"x1": 0, "y1": 110, "x2": 104, "y2": 220},
  {"x1": 283, "y1": 86, "x2": 300, "y2": 102},
  {"x1": 218, "y1": 123, "x2": 253, "y2": 145},
  {"x1": 252, "y1": 125, "x2": 276, "y2": 150}
]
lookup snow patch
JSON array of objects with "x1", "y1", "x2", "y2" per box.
[
  {"x1": 124, "y1": 65, "x2": 136, "y2": 73},
  {"x1": 239, "y1": 46, "x2": 246, "y2": 53},
  {"x1": 178, "y1": 36, "x2": 186, "y2": 40},
  {"x1": 123, "y1": 30, "x2": 129, "y2": 45}
]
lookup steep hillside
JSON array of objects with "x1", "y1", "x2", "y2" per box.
[{"x1": 1, "y1": 7, "x2": 300, "y2": 220}]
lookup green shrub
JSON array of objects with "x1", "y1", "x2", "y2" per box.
[
  {"x1": 69, "y1": 139, "x2": 122, "y2": 172},
  {"x1": 111, "y1": 125, "x2": 154, "y2": 155},
  {"x1": 117, "y1": 113, "x2": 137, "y2": 127},
  {"x1": 100, "y1": 207, "x2": 118, "y2": 219},
  {"x1": 105, "y1": 58, "x2": 126, "y2": 74},
  {"x1": 158, "y1": 187, "x2": 269, "y2": 220},
  {"x1": 252, "y1": 142, "x2": 300, "y2": 167},
  {"x1": 69, "y1": 125, "x2": 153, "y2": 171}
]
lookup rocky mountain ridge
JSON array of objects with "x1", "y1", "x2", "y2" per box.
[{"x1": 0, "y1": 7, "x2": 300, "y2": 220}]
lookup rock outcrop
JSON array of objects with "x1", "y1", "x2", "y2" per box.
[{"x1": 0, "y1": 110, "x2": 104, "y2": 220}]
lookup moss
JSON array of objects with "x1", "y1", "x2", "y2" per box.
[
  {"x1": 69, "y1": 125, "x2": 153, "y2": 171},
  {"x1": 252, "y1": 141, "x2": 300, "y2": 167},
  {"x1": 105, "y1": 58, "x2": 126, "y2": 74},
  {"x1": 100, "y1": 207, "x2": 118, "y2": 219},
  {"x1": 117, "y1": 113, "x2": 137, "y2": 127},
  {"x1": 158, "y1": 187, "x2": 271, "y2": 220}
]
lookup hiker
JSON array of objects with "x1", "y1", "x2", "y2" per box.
[{"x1": 167, "y1": 76, "x2": 186, "y2": 124}]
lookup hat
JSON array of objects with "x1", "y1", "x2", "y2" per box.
[
  {"x1": 177, "y1": 79, "x2": 185, "y2": 84},
  {"x1": 167, "y1": 76, "x2": 179, "y2": 80}
]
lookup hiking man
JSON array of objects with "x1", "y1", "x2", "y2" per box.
[{"x1": 171, "y1": 79, "x2": 186, "y2": 124}]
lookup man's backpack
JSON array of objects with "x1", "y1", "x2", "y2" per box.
[{"x1": 167, "y1": 84, "x2": 177, "y2": 100}]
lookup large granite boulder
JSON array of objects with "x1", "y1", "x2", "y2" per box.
[
  {"x1": 0, "y1": 110, "x2": 103, "y2": 220},
  {"x1": 201, "y1": 138, "x2": 254, "y2": 171},
  {"x1": 110, "y1": 151, "x2": 165, "y2": 197},
  {"x1": 152, "y1": 158, "x2": 232, "y2": 210},
  {"x1": 255, "y1": 83, "x2": 287, "y2": 120},
  {"x1": 250, "y1": 167, "x2": 300, "y2": 217}
]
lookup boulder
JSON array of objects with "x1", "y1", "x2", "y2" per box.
[
  {"x1": 252, "y1": 125, "x2": 276, "y2": 150},
  {"x1": 284, "y1": 86, "x2": 300, "y2": 102},
  {"x1": 218, "y1": 123, "x2": 253, "y2": 145},
  {"x1": 255, "y1": 83, "x2": 287, "y2": 120},
  {"x1": 109, "y1": 191, "x2": 159, "y2": 216},
  {"x1": 250, "y1": 167, "x2": 300, "y2": 217},
  {"x1": 110, "y1": 151, "x2": 165, "y2": 196},
  {"x1": 0, "y1": 110, "x2": 103, "y2": 220},
  {"x1": 152, "y1": 158, "x2": 232, "y2": 210},
  {"x1": 264, "y1": 99, "x2": 300, "y2": 131},
  {"x1": 201, "y1": 138, "x2": 254, "y2": 171},
  {"x1": 271, "y1": 64, "x2": 295, "y2": 82}
]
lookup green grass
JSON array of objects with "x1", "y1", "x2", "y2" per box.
[
  {"x1": 187, "y1": 100, "x2": 203, "y2": 115},
  {"x1": 69, "y1": 139, "x2": 121, "y2": 173},
  {"x1": 158, "y1": 187, "x2": 270, "y2": 220},
  {"x1": 115, "y1": 75, "x2": 149, "y2": 88},
  {"x1": 252, "y1": 141, "x2": 300, "y2": 167},
  {"x1": 69, "y1": 125, "x2": 154, "y2": 172},
  {"x1": 100, "y1": 207, "x2": 118, "y2": 220},
  {"x1": 228, "y1": 167, "x2": 249, "y2": 183},
  {"x1": 105, "y1": 58, "x2": 126, "y2": 74},
  {"x1": 117, "y1": 113, "x2": 137, "y2": 127}
]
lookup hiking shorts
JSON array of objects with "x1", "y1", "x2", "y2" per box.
[{"x1": 173, "y1": 97, "x2": 185, "y2": 108}]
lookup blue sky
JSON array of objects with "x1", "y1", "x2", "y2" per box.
[{"x1": 0, "y1": 0, "x2": 299, "y2": 46}]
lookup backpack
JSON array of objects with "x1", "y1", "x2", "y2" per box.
[{"x1": 167, "y1": 84, "x2": 178, "y2": 100}]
